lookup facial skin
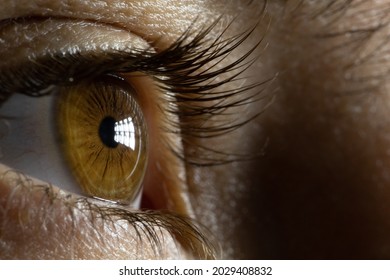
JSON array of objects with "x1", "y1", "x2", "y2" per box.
[{"x1": 1, "y1": 0, "x2": 390, "y2": 259}]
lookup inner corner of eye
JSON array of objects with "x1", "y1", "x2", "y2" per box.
[{"x1": 56, "y1": 75, "x2": 150, "y2": 207}]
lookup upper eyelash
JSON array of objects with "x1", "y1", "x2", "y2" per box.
[
  {"x1": 0, "y1": 18, "x2": 247, "y2": 96},
  {"x1": 0, "y1": 17, "x2": 271, "y2": 166},
  {"x1": 0, "y1": 14, "x2": 263, "y2": 259}
]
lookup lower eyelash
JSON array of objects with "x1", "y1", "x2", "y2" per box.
[
  {"x1": 0, "y1": 168, "x2": 218, "y2": 259},
  {"x1": 76, "y1": 201, "x2": 218, "y2": 259}
]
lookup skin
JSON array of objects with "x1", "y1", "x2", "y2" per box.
[{"x1": 1, "y1": 0, "x2": 390, "y2": 259}]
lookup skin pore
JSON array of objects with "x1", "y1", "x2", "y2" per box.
[{"x1": 1, "y1": 0, "x2": 390, "y2": 259}]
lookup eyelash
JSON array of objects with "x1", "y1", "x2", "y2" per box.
[
  {"x1": 0, "y1": 18, "x2": 269, "y2": 166},
  {"x1": 2, "y1": 168, "x2": 218, "y2": 259},
  {"x1": 0, "y1": 14, "x2": 264, "y2": 259}
]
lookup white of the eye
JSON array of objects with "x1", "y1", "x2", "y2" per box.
[
  {"x1": 0, "y1": 93, "x2": 81, "y2": 192},
  {"x1": 114, "y1": 117, "x2": 135, "y2": 150},
  {"x1": 0, "y1": 93, "x2": 141, "y2": 208}
]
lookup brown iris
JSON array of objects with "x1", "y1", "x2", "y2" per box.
[{"x1": 57, "y1": 76, "x2": 148, "y2": 204}]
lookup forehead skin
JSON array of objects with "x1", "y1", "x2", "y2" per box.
[{"x1": 1, "y1": 0, "x2": 390, "y2": 259}]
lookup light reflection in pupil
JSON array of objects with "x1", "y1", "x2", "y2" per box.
[
  {"x1": 98, "y1": 116, "x2": 136, "y2": 150},
  {"x1": 114, "y1": 116, "x2": 136, "y2": 150}
]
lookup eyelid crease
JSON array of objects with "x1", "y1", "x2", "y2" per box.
[
  {"x1": 0, "y1": 17, "x2": 272, "y2": 166},
  {"x1": 0, "y1": 17, "x2": 252, "y2": 96}
]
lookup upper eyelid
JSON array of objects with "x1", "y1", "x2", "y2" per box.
[
  {"x1": 0, "y1": 17, "x2": 155, "y2": 96},
  {"x1": 0, "y1": 49, "x2": 154, "y2": 96},
  {"x1": 0, "y1": 16, "x2": 269, "y2": 165},
  {"x1": 0, "y1": 17, "x2": 257, "y2": 97}
]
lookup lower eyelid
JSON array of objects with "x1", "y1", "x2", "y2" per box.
[{"x1": 0, "y1": 163, "x2": 215, "y2": 259}]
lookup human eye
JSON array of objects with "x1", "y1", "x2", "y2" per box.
[
  {"x1": 0, "y1": 4, "x2": 265, "y2": 259},
  {"x1": 0, "y1": 19, "x2": 155, "y2": 206}
]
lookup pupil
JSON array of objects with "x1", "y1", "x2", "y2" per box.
[{"x1": 99, "y1": 116, "x2": 118, "y2": 148}]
